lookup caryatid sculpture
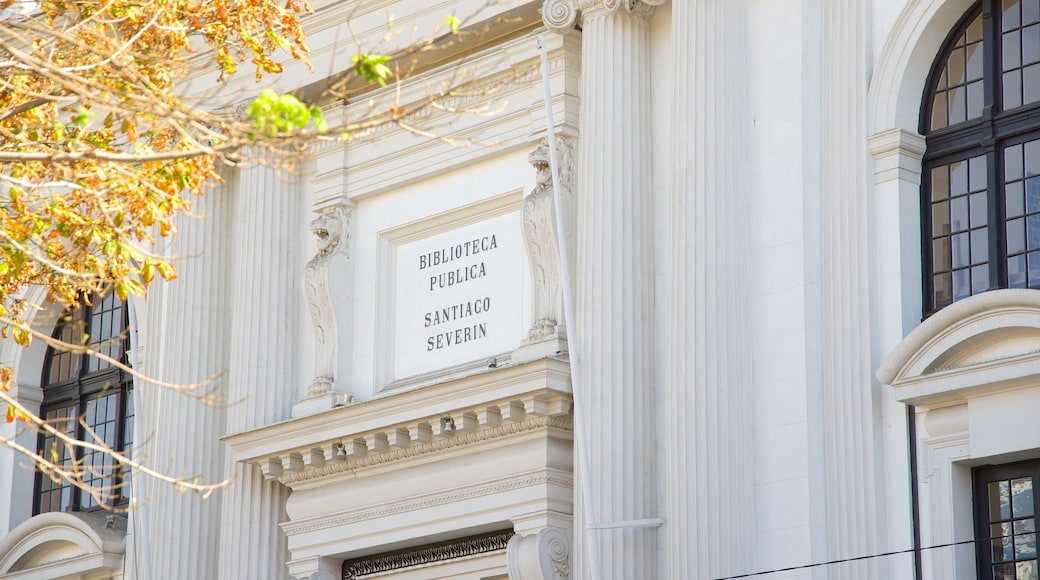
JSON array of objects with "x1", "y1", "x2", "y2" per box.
[
  {"x1": 522, "y1": 136, "x2": 574, "y2": 342},
  {"x1": 304, "y1": 205, "x2": 352, "y2": 396}
]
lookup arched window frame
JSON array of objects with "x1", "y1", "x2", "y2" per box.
[
  {"x1": 922, "y1": 0, "x2": 1040, "y2": 316},
  {"x1": 33, "y1": 293, "x2": 134, "y2": 514}
]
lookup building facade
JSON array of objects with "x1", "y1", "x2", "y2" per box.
[{"x1": 3, "y1": 0, "x2": 1040, "y2": 578}]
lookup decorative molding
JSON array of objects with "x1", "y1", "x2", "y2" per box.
[
  {"x1": 878, "y1": 290, "x2": 1040, "y2": 384},
  {"x1": 341, "y1": 530, "x2": 514, "y2": 579},
  {"x1": 868, "y1": 128, "x2": 927, "y2": 184},
  {"x1": 282, "y1": 472, "x2": 574, "y2": 535},
  {"x1": 276, "y1": 414, "x2": 573, "y2": 485},
  {"x1": 226, "y1": 358, "x2": 573, "y2": 461}
]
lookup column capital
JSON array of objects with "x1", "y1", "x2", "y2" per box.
[{"x1": 542, "y1": 0, "x2": 663, "y2": 32}]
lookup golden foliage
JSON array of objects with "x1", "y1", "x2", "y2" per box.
[{"x1": 0, "y1": 0, "x2": 313, "y2": 321}]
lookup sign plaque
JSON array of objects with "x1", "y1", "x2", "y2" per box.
[{"x1": 392, "y1": 211, "x2": 523, "y2": 379}]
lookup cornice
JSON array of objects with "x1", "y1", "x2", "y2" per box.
[
  {"x1": 224, "y1": 356, "x2": 572, "y2": 460},
  {"x1": 277, "y1": 414, "x2": 574, "y2": 486}
]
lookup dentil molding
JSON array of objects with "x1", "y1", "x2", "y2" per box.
[{"x1": 541, "y1": 0, "x2": 666, "y2": 31}]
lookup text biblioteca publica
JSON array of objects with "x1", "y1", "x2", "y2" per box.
[{"x1": 419, "y1": 235, "x2": 499, "y2": 351}]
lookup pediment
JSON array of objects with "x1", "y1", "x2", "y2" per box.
[{"x1": 877, "y1": 290, "x2": 1040, "y2": 405}]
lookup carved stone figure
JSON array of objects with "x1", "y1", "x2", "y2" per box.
[
  {"x1": 522, "y1": 137, "x2": 574, "y2": 342},
  {"x1": 304, "y1": 206, "x2": 351, "y2": 396}
]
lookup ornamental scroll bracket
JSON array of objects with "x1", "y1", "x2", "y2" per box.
[
  {"x1": 506, "y1": 527, "x2": 571, "y2": 580},
  {"x1": 302, "y1": 203, "x2": 354, "y2": 400},
  {"x1": 541, "y1": 0, "x2": 665, "y2": 31}
]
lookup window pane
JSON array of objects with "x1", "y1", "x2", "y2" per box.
[
  {"x1": 972, "y1": 193, "x2": 989, "y2": 227},
  {"x1": 1019, "y1": 520, "x2": 1037, "y2": 533},
  {"x1": 998, "y1": 536, "x2": 1015, "y2": 565},
  {"x1": 953, "y1": 232, "x2": 971, "y2": 267},
  {"x1": 1007, "y1": 70, "x2": 1024, "y2": 109},
  {"x1": 952, "y1": 197, "x2": 970, "y2": 232},
  {"x1": 1028, "y1": 179, "x2": 1040, "y2": 212},
  {"x1": 950, "y1": 85, "x2": 968, "y2": 124},
  {"x1": 1029, "y1": 252, "x2": 1040, "y2": 285},
  {"x1": 1014, "y1": 478, "x2": 1035, "y2": 517},
  {"x1": 1010, "y1": 218, "x2": 1027, "y2": 254},
  {"x1": 1017, "y1": 560, "x2": 1038, "y2": 580},
  {"x1": 934, "y1": 273, "x2": 953, "y2": 306},
  {"x1": 1016, "y1": 533, "x2": 1037, "y2": 559},
  {"x1": 973, "y1": 228, "x2": 991, "y2": 263},
  {"x1": 1027, "y1": 25, "x2": 1040, "y2": 64},
  {"x1": 971, "y1": 155, "x2": 988, "y2": 191},
  {"x1": 950, "y1": 46, "x2": 967, "y2": 84},
  {"x1": 969, "y1": 81, "x2": 985, "y2": 119},
  {"x1": 1027, "y1": 64, "x2": 1040, "y2": 104},
  {"x1": 952, "y1": 160, "x2": 969, "y2": 194},
  {"x1": 933, "y1": 92, "x2": 949, "y2": 130},
  {"x1": 994, "y1": 481, "x2": 1014, "y2": 520},
  {"x1": 969, "y1": 13, "x2": 984, "y2": 42},
  {"x1": 1011, "y1": 182, "x2": 1027, "y2": 217},
  {"x1": 934, "y1": 201, "x2": 951, "y2": 236},
  {"x1": 934, "y1": 166, "x2": 951, "y2": 200},
  {"x1": 996, "y1": 563, "x2": 1017, "y2": 580},
  {"x1": 1010, "y1": 255, "x2": 1028, "y2": 286},
  {"x1": 968, "y1": 41, "x2": 985, "y2": 79},
  {"x1": 1028, "y1": 0, "x2": 1040, "y2": 25},
  {"x1": 1008, "y1": 0, "x2": 1023, "y2": 32},
  {"x1": 1007, "y1": 30, "x2": 1024, "y2": 70},
  {"x1": 1028, "y1": 214, "x2": 1040, "y2": 249},
  {"x1": 997, "y1": 536, "x2": 1017, "y2": 562},
  {"x1": 974, "y1": 264, "x2": 991, "y2": 293},
  {"x1": 954, "y1": 268, "x2": 972, "y2": 300},
  {"x1": 935, "y1": 237, "x2": 952, "y2": 271},
  {"x1": 1010, "y1": 144, "x2": 1026, "y2": 181}
]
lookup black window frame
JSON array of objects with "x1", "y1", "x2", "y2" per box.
[
  {"x1": 922, "y1": 0, "x2": 1040, "y2": 317},
  {"x1": 973, "y1": 459, "x2": 1040, "y2": 580},
  {"x1": 33, "y1": 293, "x2": 133, "y2": 515}
]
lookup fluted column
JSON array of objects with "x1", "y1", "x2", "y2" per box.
[
  {"x1": 218, "y1": 156, "x2": 299, "y2": 579},
  {"x1": 665, "y1": 2, "x2": 755, "y2": 578},
  {"x1": 820, "y1": 1, "x2": 881, "y2": 577},
  {"x1": 544, "y1": 2, "x2": 658, "y2": 578},
  {"x1": 138, "y1": 176, "x2": 233, "y2": 579}
]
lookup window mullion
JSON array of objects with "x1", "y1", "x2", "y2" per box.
[{"x1": 988, "y1": 148, "x2": 1006, "y2": 289}]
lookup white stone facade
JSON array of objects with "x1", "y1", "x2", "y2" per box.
[{"x1": 3, "y1": 0, "x2": 1040, "y2": 579}]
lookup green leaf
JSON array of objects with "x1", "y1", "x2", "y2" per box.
[
  {"x1": 72, "y1": 106, "x2": 92, "y2": 128},
  {"x1": 445, "y1": 14, "x2": 460, "y2": 34},
  {"x1": 351, "y1": 53, "x2": 393, "y2": 87}
]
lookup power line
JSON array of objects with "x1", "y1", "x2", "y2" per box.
[{"x1": 713, "y1": 536, "x2": 991, "y2": 579}]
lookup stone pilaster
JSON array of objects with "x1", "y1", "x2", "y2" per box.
[
  {"x1": 544, "y1": 2, "x2": 658, "y2": 578},
  {"x1": 820, "y1": 1, "x2": 881, "y2": 577},
  {"x1": 138, "y1": 175, "x2": 233, "y2": 579},
  {"x1": 218, "y1": 157, "x2": 300, "y2": 578},
  {"x1": 665, "y1": 2, "x2": 755, "y2": 578}
]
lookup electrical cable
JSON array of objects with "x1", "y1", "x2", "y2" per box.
[{"x1": 713, "y1": 535, "x2": 1014, "y2": 579}]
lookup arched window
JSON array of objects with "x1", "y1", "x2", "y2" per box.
[
  {"x1": 34, "y1": 293, "x2": 133, "y2": 513},
  {"x1": 923, "y1": 1, "x2": 1040, "y2": 315}
]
